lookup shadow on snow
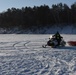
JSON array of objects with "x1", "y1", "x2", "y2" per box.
[{"x1": 56, "y1": 46, "x2": 76, "y2": 50}]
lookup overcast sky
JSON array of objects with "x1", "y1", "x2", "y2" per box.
[{"x1": 0, "y1": 0, "x2": 75, "y2": 12}]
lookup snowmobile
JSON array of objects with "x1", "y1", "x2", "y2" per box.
[{"x1": 42, "y1": 36, "x2": 66, "y2": 48}]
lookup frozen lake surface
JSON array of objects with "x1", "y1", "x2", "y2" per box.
[{"x1": 0, "y1": 34, "x2": 76, "y2": 75}]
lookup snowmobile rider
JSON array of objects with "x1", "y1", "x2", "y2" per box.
[{"x1": 52, "y1": 31, "x2": 63, "y2": 46}]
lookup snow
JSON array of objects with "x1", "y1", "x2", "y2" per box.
[
  {"x1": 0, "y1": 25, "x2": 76, "y2": 34},
  {"x1": 0, "y1": 34, "x2": 76, "y2": 75}
]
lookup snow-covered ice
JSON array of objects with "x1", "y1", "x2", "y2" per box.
[{"x1": 0, "y1": 34, "x2": 76, "y2": 75}]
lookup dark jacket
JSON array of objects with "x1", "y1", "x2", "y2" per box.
[{"x1": 53, "y1": 32, "x2": 63, "y2": 45}]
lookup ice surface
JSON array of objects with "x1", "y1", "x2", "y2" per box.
[{"x1": 0, "y1": 34, "x2": 76, "y2": 75}]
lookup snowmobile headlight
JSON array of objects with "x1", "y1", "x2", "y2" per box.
[{"x1": 49, "y1": 35, "x2": 52, "y2": 39}]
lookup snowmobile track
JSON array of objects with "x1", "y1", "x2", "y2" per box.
[{"x1": 0, "y1": 34, "x2": 76, "y2": 75}]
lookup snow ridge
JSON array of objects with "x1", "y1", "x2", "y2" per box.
[{"x1": 0, "y1": 25, "x2": 76, "y2": 34}]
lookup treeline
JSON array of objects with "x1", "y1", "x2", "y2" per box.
[{"x1": 0, "y1": 2, "x2": 76, "y2": 29}]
